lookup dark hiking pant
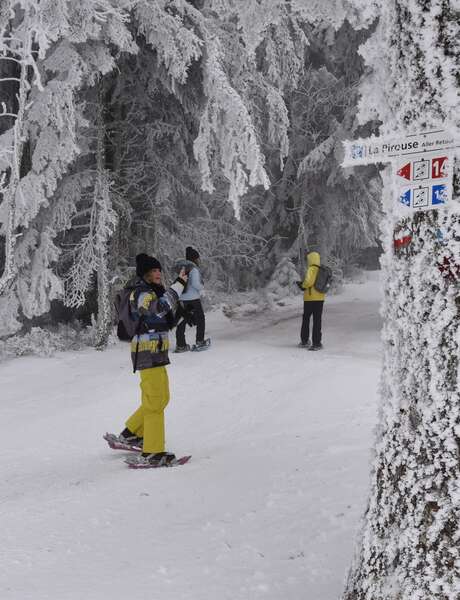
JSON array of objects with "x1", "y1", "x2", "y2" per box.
[
  {"x1": 301, "y1": 301, "x2": 324, "y2": 346},
  {"x1": 176, "y1": 299, "x2": 206, "y2": 346}
]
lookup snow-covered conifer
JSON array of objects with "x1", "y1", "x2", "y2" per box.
[
  {"x1": 0, "y1": 1, "x2": 135, "y2": 335},
  {"x1": 343, "y1": 2, "x2": 460, "y2": 598},
  {"x1": 266, "y1": 256, "x2": 300, "y2": 304}
]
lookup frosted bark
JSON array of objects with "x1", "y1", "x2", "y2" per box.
[
  {"x1": 93, "y1": 95, "x2": 115, "y2": 350},
  {"x1": 0, "y1": 30, "x2": 32, "y2": 296},
  {"x1": 343, "y1": 2, "x2": 460, "y2": 598}
]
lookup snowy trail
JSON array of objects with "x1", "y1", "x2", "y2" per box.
[{"x1": 1, "y1": 278, "x2": 381, "y2": 600}]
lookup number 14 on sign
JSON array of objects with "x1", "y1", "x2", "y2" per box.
[{"x1": 396, "y1": 155, "x2": 449, "y2": 182}]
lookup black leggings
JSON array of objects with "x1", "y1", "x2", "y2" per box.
[
  {"x1": 301, "y1": 301, "x2": 324, "y2": 346},
  {"x1": 176, "y1": 299, "x2": 205, "y2": 346}
]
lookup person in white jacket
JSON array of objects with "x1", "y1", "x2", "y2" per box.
[{"x1": 175, "y1": 246, "x2": 210, "y2": 352}]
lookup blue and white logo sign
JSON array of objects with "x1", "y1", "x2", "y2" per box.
[{"x1": 351, "y1": 144, "x2": 365, "y2": 160}]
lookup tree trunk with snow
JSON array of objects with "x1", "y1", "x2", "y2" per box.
[
  {"x1": 94, "y1": 89, "x2": 115, "y2": 350},
  {"x1": 343, "y1": 2, "x2": 460, "y2": 598},
  {"x1": 0, "y1": 29, "x2": 32, "y2": 296}
]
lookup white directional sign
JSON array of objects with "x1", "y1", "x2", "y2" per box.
[
  {"x1": 395, "y1": 152, "x2": 453, "y2": 213},
  {"x1": 342, "y1": 130, "x2": 459, "y2": 214},
  {"x1": 342, "y1": 130, "x2": 460, "y2": 167}
]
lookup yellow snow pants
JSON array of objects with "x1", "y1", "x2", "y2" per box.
[{"x1": 125, "y1": 366, "x2": 170, "y2": 454}]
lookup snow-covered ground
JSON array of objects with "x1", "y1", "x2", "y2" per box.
[{"x1": 0, "y1": 275, "x2": 382, "y2": 600}]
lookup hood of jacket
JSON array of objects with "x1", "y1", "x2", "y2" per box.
[{"x1": 307, "y1": 251, "x2": 320, "y2": 267}]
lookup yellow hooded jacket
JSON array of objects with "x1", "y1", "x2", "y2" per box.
[{"x1": 302, "y1": 251, "x2": 326, "y2": 301}]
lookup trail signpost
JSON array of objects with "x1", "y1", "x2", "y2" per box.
[
  {"x1": 395, "y1": 152, "x2": 452, "y2": 212},
  {"x1": 342, "y1": 130, "x2": 460, "y2": 215},
  {"x1": 342, "y1": 129, "x2": 459, "y2": 166}
]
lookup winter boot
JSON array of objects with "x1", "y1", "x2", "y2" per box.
[
  {"x1": 174, "y1": 344, "x2": 191, "y2": 353},
  {"x1": 125, "y1": 452, "x2": 176, "y2": 468},
  {"x1": 104, "y1": 432, "x2": 143, "y2": 452},
  {"x1": 191, "y1": 338, "x2": 211, "y2": 351},
  {"x1": 121, "y1": 432, "x2": 144, "y2": 447},
  {"x1": 309, "y1": 343, "x2": 323, "y2": 351},
  {"x1": 298, "y1": 341, "x2": 310, "y2": 348}
]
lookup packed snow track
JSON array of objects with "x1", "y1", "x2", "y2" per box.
[{"x1": 0, "y1": 277, "x2": 381, "y2": 600}]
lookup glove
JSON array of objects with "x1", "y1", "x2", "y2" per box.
[
  {"x1": 183, "y1": 304, "x2": 196, "y2": 326},
  {"x1": 175, "y1": 303, "x2": 196, "y2": 327},
  {"x1": 184, "y1": 312, "x2": 196, "y2": 327},
  {"x1": 296, "y1": 281, "x2": 304, "y2": 291}
]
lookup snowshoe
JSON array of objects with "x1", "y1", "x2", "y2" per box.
[
  {"x1": 125, "y1": 452, "x2": 191, "y2": 469},
  {"x1": 174, "y1": 344, "x2": 191, "y2": 353},
  {"x1": 309, "y1": 343, "x2": 323, "y2": 351},
  {"x1": 104, "y1": 432, "x2": 143, "y2": 452},
  {"x1": 191, "y1": 338, "x2": 211, "y2": 352}
]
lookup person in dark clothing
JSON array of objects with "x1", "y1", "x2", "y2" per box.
[
  {"x1": 176, "y1": 299, "x2": 206, "y2": 347},
  {"x1": 301, "y1": 301, "x2": 324, "y2": 349},
  {"x1": 175, "y1": 247, "x2": 210, "y2": 352}
]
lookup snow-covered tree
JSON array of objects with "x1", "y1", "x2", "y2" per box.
[
  {"x1": 1, "y1": 0, "x2": 307, "y2": 338},
  {"x1": 0, "y1": 1, "x2": 384, "y2": 342},
  {"x1": 63, "y1": 88, "x2": 118, "y2": 348},
  {"x1": 89, "y1": 0, "x2": 310, "y2": 292},
  {"x1": 343, "y1": 2, "x2": 460, "y2": 599},
  {"x1": 240, "y1": 20, "x2": 381, "y2": 281},
  {"x1": 0, "y1": 0, "x2": 135, "y2": 337},
  {"x1": 266, "y1": 256, "x2": 300, "y2": 304}
]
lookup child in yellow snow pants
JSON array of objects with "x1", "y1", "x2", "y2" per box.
[
  {"x1": 107, "y1": 253, "x2": 188, "y2": 467},
  {"x1": 125, "y1": 366, "x2": 170, "y2": 454}
]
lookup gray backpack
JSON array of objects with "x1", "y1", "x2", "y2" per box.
[
  {"x1": 313, "y1": 264, "x2": 333, "y2": 293},
  {"x1": 114, "y1": 284, "x2": 144, "y2": 341}
]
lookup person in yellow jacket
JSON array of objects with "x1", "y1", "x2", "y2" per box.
[{"x1": 299, "y1": 251, "x2": 326, "y2": 350}]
